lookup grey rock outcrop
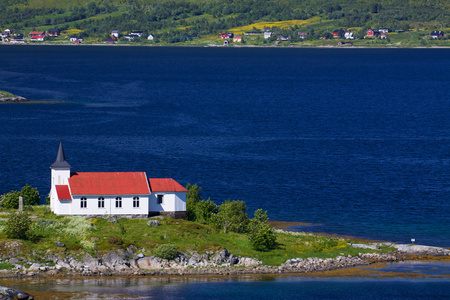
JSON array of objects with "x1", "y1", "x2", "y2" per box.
[
  {"x1": 147, "y1": 220, "x2": 160, "y2": 226},
  {"x1": 0, "y1": 96, "x2": 28, "y2": 103},
  {"x1": 0, "y1": 286, "x2": 33, "y2": 299},
  {"x1": 393, "y1": 244, "x2": 450, "y2": 256}
]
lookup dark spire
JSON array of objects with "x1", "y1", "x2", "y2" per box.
[{"x1": 50, "y1": 141, "x2": 71, "y2": 169}]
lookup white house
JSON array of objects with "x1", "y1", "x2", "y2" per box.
[
  {"x1": 264, "y1": 32, "x2": 272, "y2": 39},
  {"x1": 147, "y1": 34, "x2": 154, "y2": 41},
  {"x1": 344, "y1": 32, "x2": 354, "y2": 39},
  {"x1": 111, "y1": 30, "x2": 121, "y2": 38},
  {"x1": 50, "y1": 142, "x2": 187, "y2": 218}
]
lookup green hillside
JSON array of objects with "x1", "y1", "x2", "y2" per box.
[{"x1": 0, "y1": 0, "x2": 449, "y2": 46}]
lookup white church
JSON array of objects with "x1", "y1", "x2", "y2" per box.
[{"x1": 49, "y1": 142, "x2": 187, "y2": 219}]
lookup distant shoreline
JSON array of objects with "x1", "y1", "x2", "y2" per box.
[{"x1": 1, "y1": 42, "x2": 450, "y2": 49}]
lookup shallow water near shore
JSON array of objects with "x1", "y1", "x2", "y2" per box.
[{"x1": 1, "y1": 262, "x2": 449, "y2": 300}]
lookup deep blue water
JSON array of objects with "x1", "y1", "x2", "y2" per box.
[{"x1": 0, "y1": 46, "x2": 449, "y2": 248}]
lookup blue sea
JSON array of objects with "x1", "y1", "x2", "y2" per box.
[{"x1": 0, "y1": 46, "x2": 449, "y2": 297}]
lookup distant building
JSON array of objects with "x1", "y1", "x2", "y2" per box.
[
  {"x1": 106, "y1": 38, "x2": 115, "y2": 44},
  {"x1": 233, "y1": 35, "x2": 242, "y2": 43},
  {"x1": 367, "y1": 29, "x2": 380, "y2": 37},
  {"x1": 344, "y1": 32, "x2": 354, "y2": 39},
  {"x1": 111, "y1": 30, "x2": 120, "y2": 38},
  {"x1": 147, "y1": 34, "x2": 154, "y2": 41},
  {"x1": 298, "y1": 32, "x2": 308, "y2": 39},
  {"x1": 333, "y1": 29, "x2": 345, "y2": 38},
  {"x1": 430, "y1": 31, "x2": 444, "y2": 39},
  {"x1": 47, "y1": 28, "x2": 61, "y2": 36},
  {"x1": 263, "y1": 32, "x2": 272, "y2": 39},
  {"x1": 380, "y1": 33, "x2": 389, "y2": 39},
  {"x1": 379, "y1": 28, "x2": 389, "y2": 33}
]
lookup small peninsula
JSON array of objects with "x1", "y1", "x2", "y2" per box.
[{"x1": 0, "y1": 91, "x2": 28, "y2": 103}]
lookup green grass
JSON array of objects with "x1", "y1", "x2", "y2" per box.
[
  {"x1": 0, "y1": 206, "x2": 396, "y2": 266},
  {"x1": 0, "y1": 262, "x2": 15, "y2": 270},
  {"x1": 0, "y1": 91, "x2": 15, "y2": 98}
]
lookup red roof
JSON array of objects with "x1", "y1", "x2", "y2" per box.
[
  {"x1": 55, "y1": 185, "x2": 72, "y2": 200},
  {"x1": 29, "y1": 31, "x2": 44, "y2": 35},
  {"x1": 148, "y1": 178, "x2": 187, "y2": 192},
  {"x1": 69, "y1": 172, "x2": 150, "y2": 195}
]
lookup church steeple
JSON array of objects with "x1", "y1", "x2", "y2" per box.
[{"x1": 50, "y1": 141, "x2": 71, "y2": 169}]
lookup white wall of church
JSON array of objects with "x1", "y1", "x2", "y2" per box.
[
  {"x1": 70, "y1": 195, "x2": 149, "y2": 215},
  {"x1": 149, "y1": 192, "x2": 186, "y2": 212}
]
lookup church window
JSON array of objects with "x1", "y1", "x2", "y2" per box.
[
  {"x1": 115, "y1": 197, "x2": 122, "y2": 208},
  {"x1": 157, "y1": 194, "x2": 164, "y2": 204},
  {"x1": 80, "y1": 197, "x2": 87, "y2": 208},
  {"x1": 98, "y1": 197, "x2": 104, "y2": 208},
  {"x1": 133, "y1": 196, "x2": 139, "y2": 208}
]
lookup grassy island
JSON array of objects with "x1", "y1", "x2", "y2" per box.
[
  {"x1": 0, "y1": 184, "x2": 448, "y2": 279},
  {"x1": 0, "y1": 205, "x2": 393, "y2": 268}
]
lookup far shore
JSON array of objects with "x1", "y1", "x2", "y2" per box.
[{"x1": 1, "y1": 42, "x2": 450, "y2": 49}]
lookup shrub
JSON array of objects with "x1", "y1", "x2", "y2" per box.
[
  {"x1": 108, "y1": 235, "x2": 123, "y2": 245},
  {"x1": 0, "y1": 184, "x2": 40, "y2": 209},
  {"x1": 254, "y1": 208, "x2": 268, "y2": 222},
  {"x1": 153, "y1": 244, "x2": 178, "y2": 260},
  {"x1": 215, "y1": 200, "x2": 249, "y2": 233},
  {"x1": 249, "y1": 223, "x2": 277, "y2": 252},
  {"x1": 194, "y1": 199, "x2": 218, "y2": 224},
  {"x1": 186, "y1": 183, "x2": 202, "y2": 221},
  {"x1": 3, "y1": 212, "x2": 32, "y2": 239}
]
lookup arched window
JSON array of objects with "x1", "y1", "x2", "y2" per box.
[
  {"x1": 115, "y1": 197, "x2": 122, "y2": 208},
  {"x1": 133, "y1": 196, "x2": 139, "y2": 208},
  {"x1": 80, "y1": 197, "x2": 87, "y2": 208},
  {"x1": 98, "y1": 197, "x2": 104, "y2": 208}
]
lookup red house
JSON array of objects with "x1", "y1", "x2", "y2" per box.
[
  {"x1": 333, "y1": 29, "x2": 345, "y2": 38},
  {"x1": 29, "y1": 31, "x2": 44, "y2": 37},
  {"x1": 367, "y1": 29, "x2": 380, "y2": 37}
]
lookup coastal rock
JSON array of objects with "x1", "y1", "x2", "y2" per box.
[
  {"x1": 101, "y1": 251, "x2": 127, "y2": 269},
  {"x1": 393, "y1": 244, "x2": 450, "y2": 256},
  {"x1": 147, "y1": 220, "x2": 160, "y2": 226},
  {"x1": 0, "y1": 96, "x2": 28, "y2": 103},
  {"x1": 212, "y1": 248, "x2": 230, "y2": 264},
  {"x1": 0, "y1": 286, "x2": 33, "y2": 300},
  {"x1": 237, "y1": 257, "x2": 262, "y2": 267},
  {"x1": 0, "y1": 241, "x2": 24, "y2": 258}
]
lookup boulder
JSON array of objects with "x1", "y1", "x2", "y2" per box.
[
  {"x1": 147, "y1": 220, "x2": 160, "y2": 226},
  {"x1": 55, "y1": 241, "x2": 65, "y2": 247},
  {"x1": 212, "y1": 249, "x2": 230, "y2": 264},
  {"x1": 0, "y1": 286, "x2": 33, "y2": 300},
  {"x1": 238, "y1": 257, "x2": 262, "y2": 267}
]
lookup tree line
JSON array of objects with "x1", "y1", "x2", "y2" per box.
[{"x1": 0, "y1": 0, "x2": 448, "y2": 42}]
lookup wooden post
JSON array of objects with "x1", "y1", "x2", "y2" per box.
[{"x1": 19, "y1": 196, "x2": 23, "y2": 212}]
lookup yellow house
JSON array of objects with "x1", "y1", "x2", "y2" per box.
[{"x1": 233, "y1": 35, "x2": 242, "y2": 43}]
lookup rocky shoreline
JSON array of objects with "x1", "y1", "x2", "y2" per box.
[
  {"x1": 0, "y1": 242, "x2": 448, "y2": 280},
  {"x1": 0, "y1": 95, "x2": 28, "y2": 103}
]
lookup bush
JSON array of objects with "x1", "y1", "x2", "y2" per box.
[
  {"x1": 215, "y1": 200, "x2": 249, "y2": 233},
  {"x1": 186, "y1": 183, "x2": 202, "y2": 221},
  {"x1": 249, "y1": 223, "x2": 277, "y2": 252},
  {"x1": 3, "y1": 212, "x2": 32, "y2": 239},
  {"x1": 108, "y1": 235, "x2": 123, "y2": 245},
  {"x1": 194, "y1": 199, "x2": 218, "y2": 224},
  {"x1": 0, "y1": 184, "x2": 40, "y2": 209},
  {"x1": 153, "y1": 244, "x2": 178, "y2": 260}
]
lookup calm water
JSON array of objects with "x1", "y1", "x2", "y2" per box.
[
  {"x1": 0, "y1": 45, "x2": 449, "y2": 298},
  {"x1": 1, "y1": 272, "x2": 450, "y2": 299},
  {"x1": 0, "y1": 46, "x2": 449, "y2": 249}
]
